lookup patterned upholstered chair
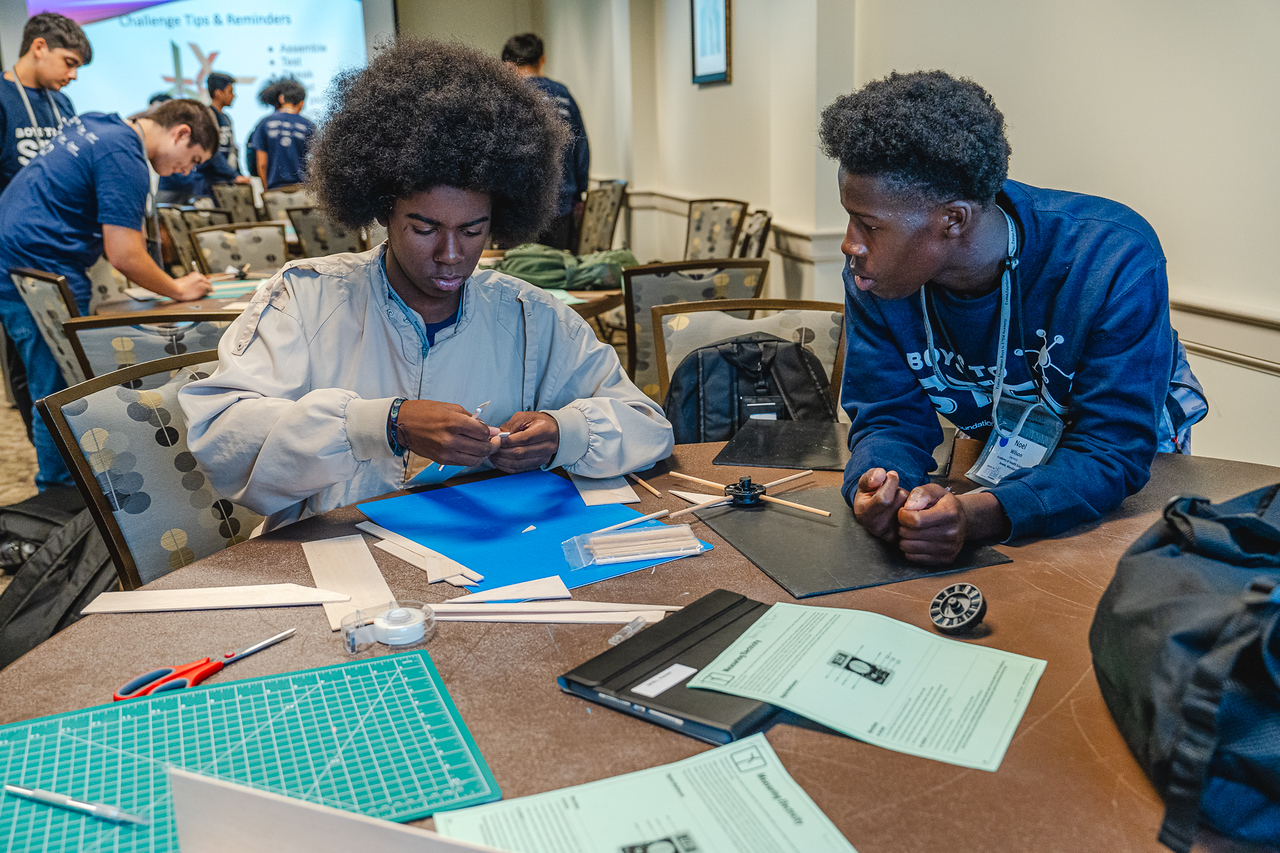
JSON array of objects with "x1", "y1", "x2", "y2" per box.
[
  {"x1": 86, "y1": 255, "x2": 131, "y2": 315},
  {"x1": 156, "y1": 204, "x2": 201, "y2": 275},
  {"x1": 684, "y1": 198, "x2": 748, "y2": 260},
  {"x1": 651, "y1": 298, "x2": 845, "y2": 406},
  {"x1": 260, "y1": 185, "x2": 313, "y2": 222},
  {"x1": 364, "y1": 221, "x2": 388, "y2": 249},
  {"x1": 211, "y1": 183, "x2": 258, "y2": 224},
  {"x1": 287, "y1": 206, "x2": 365, "y2": 257},
  {"x1": 181, "y1": 207, "x2": 232, "y2": 232},
  {"x1": 189, "y1": 222, "x2": 288, "y2": 276},
  {"x1": 577, "y1": 180, "x2": 627, "y2": 255},
  {"x1": 621, "y1": 259, "x2": 767, "y2": 400},
  {"x1": 38, "y1": 351, "x2": 263, "y2": 589},
  {"x1": 735, "y1": 210, "x2": 773, "y2": 259},
  {"x1": 63, "y1": 310, "x2": 240, "y2": 389},
  {"x1": 8, "y1": 268, "x2": 86, "y2": 386}
]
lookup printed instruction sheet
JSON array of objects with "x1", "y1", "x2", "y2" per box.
[
  {"x1": 434, "y1": 733, "x2": 856, "y2": 852},
  {"x1": 687, "y1": 604, "x2": 1045, "y2": 771}
]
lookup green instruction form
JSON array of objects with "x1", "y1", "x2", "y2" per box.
[
  {"x1": 687, "y1": 604, "x2": 1045, "y2": 771},
  {"x1": 434, "y1": 733, "x2": 856, "y2": 852}
]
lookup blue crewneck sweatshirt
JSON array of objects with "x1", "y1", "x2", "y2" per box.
[{"x1": 840, "y1": 179, "x2": 1207, "y2": 539}]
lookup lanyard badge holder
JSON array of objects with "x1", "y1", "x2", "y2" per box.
[{"x1": 922, "y1": 209, "x2": 1064, "y2": 488}]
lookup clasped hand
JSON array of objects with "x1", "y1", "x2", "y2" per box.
[
  {"x1": 394, "y1": 401, "x2": 560, "y2": 472},
  {"x1": 852, "y1": 468, "x2": 967, "y2": 566}
]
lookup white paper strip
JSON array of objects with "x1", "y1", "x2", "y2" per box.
[
  {"x1": 453, "y1": 575, "x2": 570, "y2": 603},
  {"x1": 82, "y1": 584, "x2": 349, "y2": 615},
  {"x1": 429, "y1": 601, "x2": 682, "y2": 614},
  {"x1": 433, "y1": 611, "x2": 666, "y2": 625},
  {"x1": 569, "y1": 473, "x2": 640, "y2": 505}
]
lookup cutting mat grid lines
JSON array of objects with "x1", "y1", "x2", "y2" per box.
[{"x1": 0, "y1": 653, "x2": 500, "y2": 853}]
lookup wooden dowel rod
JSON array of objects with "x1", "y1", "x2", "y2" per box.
[
  {"x1": 760, "y1": 494, "x2": 831, "y2": 517},
  {"x1": 762, "y1": 470, "x2": 814, "y2": 489},
  {"x1": 587, "y1": 509, "x2": 670, "y2": 537},
  {"x1": 668, "y1": 472, "x2": 729, "y2": 490},
  {"x1": 667, "y1": 496, "x2": 731, "y2": 519},
  {"x1": 628, "y1": 473, "x2": 663, "y2": 497},
  {"x1": 595, "y1": 548, "x2": 704, "y2": 564}
]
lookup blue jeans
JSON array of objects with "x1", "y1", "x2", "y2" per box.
[{"x1": 0, "y1": 293, "x2": 76, "y2": 491}]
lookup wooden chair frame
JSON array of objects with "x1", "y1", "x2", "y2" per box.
[
  {"x1": 188, "y1": 221, "x2": 289, "y2": 275},
  {"x1": 736, "y1": 210, "x2": 773, "y2": 258},
  {"x1": 37, "y1": 349, "x2": 218, "y2": 589},
  {"x1": 576, "y1": 181, "x2": 627, "y2": 255},
  {"x1": 621, "y1": 259, "x2": 767, "y2": 382},
  {"x1": 684, "y1": 197, "x2": 749, "y2": 260},
  {"x1": 650, "y1": 297, "x2": 845, "y2": 404},
  {"x1": 63, "y1": 310, "x2": 243, "y2": 380},
  {"x1": 8, "y1": 267, "x2": 80, "y2": 318}
]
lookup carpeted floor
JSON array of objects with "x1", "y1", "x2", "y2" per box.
[{"x1": 1, "y1": 400, "x2": 38, "y2": 593}]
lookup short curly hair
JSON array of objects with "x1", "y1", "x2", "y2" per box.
[
  {"x1": 819, "y1": 70, "x2": 1010, "y2": 204},
  {"x1": 308, "y1": 38, "x2": 568, "y2": 242}
]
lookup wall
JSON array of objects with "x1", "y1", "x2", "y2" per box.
[{"x1": 394, "y1": 0, "x2": 540, "y2": 54}]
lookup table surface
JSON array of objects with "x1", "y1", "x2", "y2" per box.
[{"x1": 3, "y1": 443, "x2": 1277, "y2": 853}]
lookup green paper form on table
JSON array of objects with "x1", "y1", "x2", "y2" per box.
[
  {"x1": 687, "y1": 604, "x2": 1045, "y2": 771},
  {"x1": 434, "y1": 733, "x2": 856, "y2": 852}
]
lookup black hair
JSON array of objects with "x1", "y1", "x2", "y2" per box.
[
  {"x1": 206, "y1": 72, "x2": 235, "y2": 98},
  {"x1": 147, "y1": 98, "x2": 220, "y2": 152},
  {"x1": 257, "y1": 79, "x2": 281, "y2": 107},
  {"x1": 501, "y1": 33, "x2": 544, "y2": 67},
  {"x1": 257, "y1": 77, "x2": 305, "y2": 108},
  {"x1": 309, "y1": 38, "x2": 568, "y2": 240},
  {"x1": 148, "y1": 92, "x2": 173, "y2": 106},
  {"x1": 819, "y1": 70, "x2": 1010, "y2": 204},
  {"x1": 20, "y1": 12, "x2": 92, "y2": 64}
]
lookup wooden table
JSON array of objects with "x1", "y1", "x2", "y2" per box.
[{"x1": 2, "y1": 444, "x2": 1275, "y2": 852}]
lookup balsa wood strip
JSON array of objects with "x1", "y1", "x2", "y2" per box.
[
  {"x1": 373, "y1": 539, "x2": 452, "y2": 583},
  {"x1": 453, "y1": 575, "x2": 570, "y2": 603},
  {"x1": 432, "y1": 610, "x2": 666, "y2": 625},
  {"x1": 429, "y1": 601, "x2": 683, "y2": 614},
  {"x1": 302, "y1": 535, "x2": 396, "y2": 631},
  {"x1": 356, "y1": 520, "x2": 473, "y2": 576},
  {"x1": 82, "y1": 584, "x2": 349, "y2": 615}
]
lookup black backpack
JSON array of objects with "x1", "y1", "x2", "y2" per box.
[
  {"x1": 662, "y1": 331, "x2": 837, "y2": 444},
  {"x1": 0, "y1": 488, "x2": 118, "y2": 669},
  {"x1": 1089, "y1": 484, "x2": 1280, "y2": 851}
]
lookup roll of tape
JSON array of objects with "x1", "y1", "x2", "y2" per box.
[{"x1": 374, "y1": 606, "x2": 428, "y2": 646}]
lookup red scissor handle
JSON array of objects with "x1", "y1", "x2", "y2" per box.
[{"x1": 113, "y1": 657, "x2": 226, "y2": 701}]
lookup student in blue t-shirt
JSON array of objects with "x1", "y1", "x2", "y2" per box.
[
  {"x1": 818, "y1": 71, "x2": 1208, "y2": 565},
  {"x1": 156, "y1": 72, "x2": 251, "y2": 204},
  {"x1": 248, "y1": 79, "x2": 315, "y2": 189},
  {"x1": 0, "y1": 99, "x2": 219, "y2": 490}
]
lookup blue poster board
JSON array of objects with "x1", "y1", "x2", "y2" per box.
[{"x1": 358, "y1": 470, "x2": 706, "y2": 591}]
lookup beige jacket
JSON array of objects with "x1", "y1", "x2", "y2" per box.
[{"x1": 179, "y1": 247, "x2": 673, "y2": 529}]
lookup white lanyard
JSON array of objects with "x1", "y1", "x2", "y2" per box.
[
  {"x1": 10, "y1": 67, "x2": 64, "y2": 136},
  {"x1": 921, "y1": 208, "x2": 1027, "y2": 437}
]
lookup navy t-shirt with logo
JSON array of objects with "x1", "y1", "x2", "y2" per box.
[
  {"x1": 0, "y1": 112, "x2": 148, "y2": 305},
  {"x1": 248, "y1": 110, "x2": 315, "y2": 189},
  {"x1": 0, "y1": 78, "x2": 75, "y2": 197}
]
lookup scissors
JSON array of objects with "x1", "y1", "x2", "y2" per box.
[{"x1": 113, "y1": 629, "x2": 295, "y2": 702}]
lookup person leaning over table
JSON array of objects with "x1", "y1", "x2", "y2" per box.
[
  {"x1": 178, "y1": 38, "x2": 674, "y2": 532},
  {"x1": 0, "y1": 98, "x2": 217, "y2": 491},
  {"x1": 819, "y1": 70, "x2": 1207, "y2": 566}
]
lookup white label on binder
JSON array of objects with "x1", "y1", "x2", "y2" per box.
[{"x1": 632, "y1": 663, "x2": 698, "y2": 698}]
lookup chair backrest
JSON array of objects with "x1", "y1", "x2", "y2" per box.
[
  {"x1": 190, "y1": 196, "x2": 216, "y2": 209},
  {"x1": 287, "y1": 206, "x2": 365, "y2": 257},
  {"x1": 684, "y1": 198, "x2": 748, "y2": 260},
  {"x1": 577, "y1": 181, "x2": 627, "y2": 255},
  {"x1": 156, "y1": 204, "x2": 200, "y2": 275},
  {"x1": 363, "y1": 221, "x2": 388, "y2": 250},
  {"x1": 735, "y1": 210, "x2": 773, "y2": 258},
  {"x1": 8, "y1": 267, "x2": 86, "y2": 386},
  {"x1": 63, "y1": 310, "x2": 241, "y2": 387},
  {"x1": 260, "y1": 185, "x2": 313, "y2": 222},
  {"x1": 651, "y1": 298, "x2": 845, "y2": 405},
  {"x1": 189, "y1": 222, "x2": 288, "y2": 275},
  {"x1": 86, "y1": 255, "x2": 130, "y2": 315},
  {"x1": 181, "y1": 208, "x2": 232, "y2": 232},
  {"x1": 210, "y1": 184, "x2": 258, "y2": 224},
  {"x1": 37, "y1": 351, "x2": 264, "y2": 589},
  {"x1": 622, "y1": 259, "x2": 767, "y2": 400}
]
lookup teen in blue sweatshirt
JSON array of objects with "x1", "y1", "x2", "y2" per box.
[{"x1": 819, "y1": 70, "x2": 1206, "y2": 565}]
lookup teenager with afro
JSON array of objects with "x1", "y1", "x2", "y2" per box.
[
  {"x1": 180, "y1": 39, "x2": 673, "y2": 530},
  {"x1": 822, "y1": 70, "x2": 1206, "y2": 565}
]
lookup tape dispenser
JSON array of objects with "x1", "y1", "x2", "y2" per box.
[{"x1": 340, "y1": 600, "x2": 435, "y2": 654}]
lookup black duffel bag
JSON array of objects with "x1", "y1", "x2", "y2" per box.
[{"x1": 1089, "y1": 483, "x2": 1280, "y2": 851}]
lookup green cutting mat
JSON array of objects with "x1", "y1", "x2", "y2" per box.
[{"x1": 0, "y1": 651, "x2": 500, "y2": 852}]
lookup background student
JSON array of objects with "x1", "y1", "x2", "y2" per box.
[
  {"x1": 248, "y1": 78, "x2": 314, "y2": 189},
  {"x1": 155, "y1": 71, "x2": 251, "y2": 203}
]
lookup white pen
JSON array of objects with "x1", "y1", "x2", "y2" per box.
[{"x1": 3, "y1": 783, "x2": 150, "y2": 826}]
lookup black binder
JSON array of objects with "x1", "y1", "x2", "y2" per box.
[{"x1": 557, "y1": 589, "x2": 779, "y2": 745}]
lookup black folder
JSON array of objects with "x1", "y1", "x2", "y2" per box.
[{"x1": 557, "y1": 589, "x2": 779, "y2": 745}]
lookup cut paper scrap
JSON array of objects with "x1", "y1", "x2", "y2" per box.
[
  {"x1": 357, "y1": 469, "x2": 711, "y2": 592},
  {"x1": 522, "y1": 525, "x2": 536, "y2": 533},
  {"x1": 82, "y1": 583, "x2": 349, "y2": 615},
  {"x1": 569, "y1": 473, "x2": 640, "y2": 506},
  {"x1": 454, "y1": 575, "x2": 570, "y2": 603}
]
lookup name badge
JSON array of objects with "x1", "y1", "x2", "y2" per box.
[{"x1": 967, "y1": 397, "x2": 1064, "y2": 487}]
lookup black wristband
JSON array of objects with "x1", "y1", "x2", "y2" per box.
[{"x1": 387, "y1": 397, "x2": 407, "y2": 456}]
